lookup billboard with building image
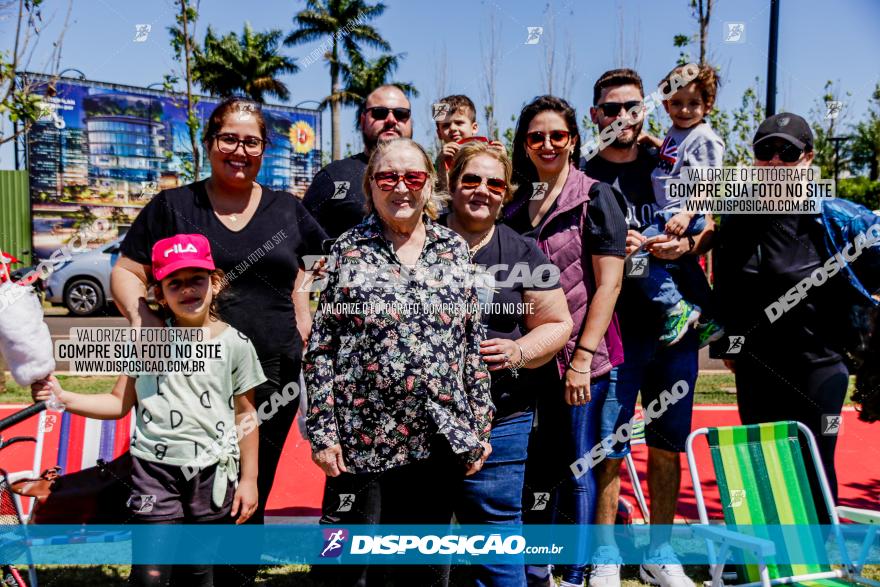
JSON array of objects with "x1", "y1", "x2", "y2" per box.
[{"x1": 21, "y1": 73, "x2": 321, "y2": 259}]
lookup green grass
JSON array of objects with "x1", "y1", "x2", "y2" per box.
[{"x1": 0, "y1": 375, "x2": 117, "y2": 403}]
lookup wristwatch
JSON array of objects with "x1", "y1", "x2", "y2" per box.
[{"x1": 686, "y1": 235, "x2": 696, "y2": 251}]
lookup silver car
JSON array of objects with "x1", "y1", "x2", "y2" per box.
[{"x1": 45, "y1": 238, "x2": 122, "y2": 316}]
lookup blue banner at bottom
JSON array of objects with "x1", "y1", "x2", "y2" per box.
[{"x1": 0, "y1": 524, "x2": 878, "y2": 565}]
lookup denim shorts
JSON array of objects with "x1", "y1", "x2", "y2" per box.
[{"x1": 599, "y1": 333, "x2": 698, "y2": 457}]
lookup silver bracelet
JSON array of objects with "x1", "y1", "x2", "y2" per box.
[
  {"x1": 508, "y1": 341, "x2": 527, "y2": 378},
  {"x1": 567, "y1": 362, "x2": 590, "y2": 375}
]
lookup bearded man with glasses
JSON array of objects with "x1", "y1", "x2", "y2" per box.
[
  {"x1": 304, "y1": 84, "x2": 414, "y2": 239},
  {"x1": 580, "y1": 69, "x2": 715, "y2": 587}
]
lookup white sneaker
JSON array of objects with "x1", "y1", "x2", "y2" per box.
[
  {"x1": 588, "y1": 546, "x2": 622, "y2": 587},
  {"x1": 527, "y1": 565, "x2": 554, "y2": 587},
  {"x1": 639, "y1": 544, "x2": 695, "y2": 587}
]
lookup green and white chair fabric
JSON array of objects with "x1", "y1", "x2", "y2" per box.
[{"x1": 685, "y1": 420, "x2": 879, "y2": 587}]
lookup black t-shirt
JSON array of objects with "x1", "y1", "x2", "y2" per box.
[
  {"x1": 582, "y1": 146, "x2": 660, "y2": 230},
  {"x1": 303, "y1": 152, "x2": 370, "y2": 239},
  {"x1": 714, "y1": 213, "x2": 848, "y2": 366},
  {"x1": 582, "y1": 147, "x2": 700, "y2": 334},
  {"x1": 505, "y1": 182, "x2": 628, "y2": 258},
  {"x1": 120, "y1": 180, "x2": 327, "y2": 363},
  {"x1": 439, "y1": 219, "x2": 561, "y2": 418}
]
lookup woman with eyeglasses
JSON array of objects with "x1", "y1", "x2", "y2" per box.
[
  {"x1": 440, "y1": 142, "x2": 572, "y2": 587},
  {"x1": 714, "y1": 113, "x2": 854, "y2": 503},
  {"x1": 503, "y1": 96, "x2": 627, "y2": 587},
  {"x1": 305, "y1": 137, "x2": 494, "y2": 587},
  {"x1": 112, "y1": 98, "x2": 327, "y2": 583}
]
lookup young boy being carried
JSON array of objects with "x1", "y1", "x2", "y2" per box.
[
  {"x1": 639, "y1": 64, "x2": 724, "y2": 347},
  {"x1": 433, "y1": 94, "x2": 504, "y2": 191}
]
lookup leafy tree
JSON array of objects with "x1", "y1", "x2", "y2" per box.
[
  {"x1": 850, "y1": 83, "x2": 880, "y2": 181},
  {"x1": 672, "y1": 0, "x2": 712, "y2": 66},
  {"x1": 706, "y1": 80, "x2": 764, "y2": 166},
  {"x1": 195, "y1": 24, "x2": 298, "y2": 102},
  {"x1": 168, "y1": 0, "x2": 201, "y2": 180},
  {"x1": 837, "y1": 177, "x2": 880, "y2": 211},
  {"x1": 0, "y1": 0, "x2": 71, "y2": 145},
  {"x1": 330, "y1": 52, "x2": 416, "y2": 115},
  {"x1": 286, "y1": 0, "x2": 391, "y2": 160},
  {"x1": 808, "y1": 80, "x2": 852, "y2": 180}
]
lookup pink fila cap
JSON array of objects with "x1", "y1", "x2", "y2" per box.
[{"x1": 151, "y1": 234, "x2": 216, "y2": 281}]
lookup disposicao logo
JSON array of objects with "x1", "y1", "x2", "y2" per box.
[{"x1": 320, "y1": 529, "x2": 348, "y2": 558}]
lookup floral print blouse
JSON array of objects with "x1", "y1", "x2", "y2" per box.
[{"x1": 303, "y1": 214, "x2": 494, "y2": 473}]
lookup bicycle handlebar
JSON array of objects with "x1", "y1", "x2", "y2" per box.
[{"x1": 0, "y1": 402, "x2": 47, "y2": 433}]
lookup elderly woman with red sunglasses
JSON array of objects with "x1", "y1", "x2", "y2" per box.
[
  {"x1": 441, "y1": 142, "x2": 572, "y2": 587},
  {"x1": 304, "y1": 137, "x2": 494, "y2": 587}
]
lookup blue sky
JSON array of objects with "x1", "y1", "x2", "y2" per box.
[{"x1": 2, "y1": 0, "x2": 879, "y2": 167}]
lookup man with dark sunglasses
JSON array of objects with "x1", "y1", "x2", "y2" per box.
[
  {"x1": 714, "y1": 113, "x2": 852, "y2": 508},
  {"x1": 581, "y1": 69, "x2": 713, "y2": 587},
  {"x1": 303, "y1": 85, "x2": 414, "y2": 238}
]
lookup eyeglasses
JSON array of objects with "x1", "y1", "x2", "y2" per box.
[
  {"x1": 371, "y1": 170, "x2": 429, "y2": 191},
  {"x1": 596, "y1": 101, "x2": 643, "y2": 117},
  {"x1": 365, "y1": 107, "x2": 412, "y2": 122},
  {"x1": 525, "y1": 130, "x2": 572, "y2": 150},
  {"x1": 459, "y1": 173, "x2": 507, "y2": 196},
  {"x1": 214, "y1": 133, "x2": 266, "y2": 156},
  {"x1": 754, "y1": 140, "x2": 804, "y2": 163}
]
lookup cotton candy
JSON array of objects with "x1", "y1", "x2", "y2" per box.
[{"x1": 0, "y1": 282, "x2": 55, "y2": 386}]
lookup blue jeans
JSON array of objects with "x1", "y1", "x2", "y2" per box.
[
  {"x1": 636, "y1": 213, "x2": 710, "y2": 315},
  {"x1": 523, "y1": 375, "x2": 609, "y2": 585},
  {"x1": 456, "y1": 412, "x2": 534, "y2": 587},
  {"x1": 600, "y1": 333, "x2": 698, "y2": 457}
]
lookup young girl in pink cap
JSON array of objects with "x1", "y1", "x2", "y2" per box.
[{"x1": 32, "y1": 233, "x2": 266, "y2": 586}]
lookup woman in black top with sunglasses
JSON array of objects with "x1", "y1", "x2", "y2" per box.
[{"x1": 714, "y1": 113, "x2": 852, "y2": 502}]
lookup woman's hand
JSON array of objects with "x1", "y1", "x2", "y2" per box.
[
  {"x1": 565, "y1": 366, "x2": 591, "y2": 406},
  {"x1": 646, "y1": 234, "x2": 689, "y2": 261},
  {"x1": 625, "y1": 230, "x2": 646, "y2": 256},
  {"x1": 231, "y1": 478, "x2": 258, "y2": 525},
  {"x1": 464, "y1": 441, "x2": 493, "y2": 476},
  {"x1": 479, "y1": 338, "x2": 523, "y2": 371},
  {"x1": 313, "y1": 444, "x2": 348, "y2": 477},
  {"x1": 131, "y1": 302, "x2": 165, "y2": 329},
  {"x1": 31, "y1": 375, "x2": 65, "y2": 404}
]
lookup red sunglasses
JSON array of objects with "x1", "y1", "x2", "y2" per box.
[
  {"x1": 526, "y1": 130, "x2": 572, "y2": 150},
  {"x1": 459, "y1": 173, "x2": 507, "y2": 196},
  {"x1": 371, "y1": 170, "x2": 429, "y2": 191}
]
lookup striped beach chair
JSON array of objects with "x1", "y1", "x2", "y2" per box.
[
  {"x1": 53, "y1": 411, "x2": 132, "y2": 475},
  {"x1": 686, "y1": 421, "x2": 880, "y2": 587},
  {"x1": 624, "y1": 417, "x2": 650, "y2": 523},
  {"x1": 13, "y1": 410, "x2": 133, "y2": 522}
]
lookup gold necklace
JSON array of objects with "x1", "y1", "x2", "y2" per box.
[{"x1": 469, "y1": 225, "x2": 495, "y2": 255}]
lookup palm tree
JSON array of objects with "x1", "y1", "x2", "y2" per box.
[
  {"x1": 329, "y1": 53, "x2": 418, "y2": 115},
  {"x1": 195, "y1": 23, "x2": 298, "y2": 102},
  {"x1": 285, "y1": 0, "x2": 391, "y2": 161}
]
